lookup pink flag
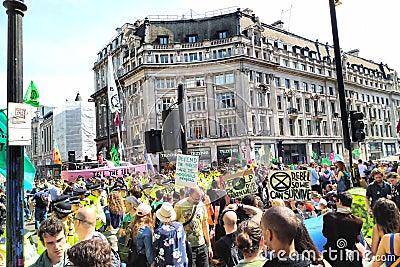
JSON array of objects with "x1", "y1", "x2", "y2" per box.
[
  {"x1": 328, "y1": 152, "x2": 335, "y2": 161},
  {"x1": 114, "y1": 112, "x2": 120, "y2": 127}
]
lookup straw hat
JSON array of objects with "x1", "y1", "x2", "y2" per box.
[{"x1": 156, "y1": 203, "x2": 176, "y2": 223}]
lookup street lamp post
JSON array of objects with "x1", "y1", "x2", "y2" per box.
[
  {"x1": 328, "y1": 0, "x2": 352, "y2": 169},
  {"x1": 3, "y1": 0, "x2": 27, "y2": 265}
]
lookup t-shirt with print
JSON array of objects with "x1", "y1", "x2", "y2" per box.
[{"x1": 174, "y1": 198, "x2": 207, "y2": 247}]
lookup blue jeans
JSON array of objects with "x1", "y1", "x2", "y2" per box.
[{"x1": 34, "y1": 207, "x2": 48, "y2": 229}]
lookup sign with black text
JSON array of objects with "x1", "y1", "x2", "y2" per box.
[
  {"x1": 223, "y1": 170, "x2": 258, "y2": 198},
  {"x1": 268, "y1": 170, "x2": 311, "y2": 200}
]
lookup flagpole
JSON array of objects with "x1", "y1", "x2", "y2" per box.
[{"x1": 3, "y1": 0, "x2": 27, "y2": 265}]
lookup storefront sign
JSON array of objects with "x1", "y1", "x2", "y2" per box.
[{"x1": 268, "y1": 170, "x2": 311, "y2": 200}]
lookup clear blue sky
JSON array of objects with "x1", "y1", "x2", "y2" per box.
[{"x1": 1, "y1": 0, "x2": 399, "y2": 109}]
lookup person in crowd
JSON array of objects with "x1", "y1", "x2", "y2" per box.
[
  {"x1": 367, "y1": 160, "x2": 376, "y2": 183},
  {"x1": 153, "y1": 202, "x2": 188, "y2": 267},
  {"x1": 235, "y1": 219, "x2": 266, "y2": 267},
  {"x1": 50, "y1": 196, "x2": 75, "y2": 246},
  {"x1": 309, "y1": 162, "x2": 322, "y2": 194},
  {"x1": 387, "y1": 172, "x2": 400, "y2": 209},
  {"x1": 358, "y1": 159, "x2": 368, "y2": 183},
  {"x1": 129, "y1": 203, "x2": 154, "y2": 267},
  {"x1": 174, "y1": 187, "x2": 213, "y2": 267},
  {"x1": 318, "y1": 198, "x2": 329, "y2": 215},
  {"x1": 370, "y1": 232, "x2": 400, "y2": 267},
  {"x1": 294, "y1": 218, "x2": 330, "y2": 267},
  {"x1": 303, "y1": 202, "x2": 317, "y2": 219},
  {"x1": 214, "y1": 209, "x2": 242, "y2": 267},
  {"x1": 371, "y1": 198, "x2": 400, "y2": 255},
  {"x1": 73, "y1": 207, "x2": 121, "y2": 266},
  {"x1": 320, "y1": 164, "x2": 332, "y2": 191},
  {"x1": 335, "y1": 161, "x2": 350, "y2": 193},
  {"x1": 366, "y1": 168, "x2": 391, "y2": 215},
  {"x1": 31, "y1": 184, "x2": 51, "y2": 230},
  {"x1": 67, "y1": 238, "x2": 111, "y2": 267},
  {"x1": 30, "y1": 217, "x2": 68, "y2": 267},
  {"x1": 86, "y1": 184, "x2": 106, "y2": 232},
  {"x1": 322, "y1": 192, "x2": 363, "y2": 267},
  {"x1": 261, "y1": 206, "x2": 312, "y2": 266},
  {"x1": 121, "y1": 196, "x2": 140, "y2": 230},
  {"x1": 106, "y1": 191, "x2": 125, "y2": 230}
]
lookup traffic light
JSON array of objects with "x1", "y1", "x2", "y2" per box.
[
  {"x1": 277, "y1": 140, "x2": 284, "y2": 158},
  {"x1": 350, "y1": 111, "x2": 365, "y2": 142}
]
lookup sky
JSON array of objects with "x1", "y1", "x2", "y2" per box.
[{"x1": 1, "y1": 0, "x2": 399, "y2": 109}]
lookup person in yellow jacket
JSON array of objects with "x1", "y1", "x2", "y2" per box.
[
  {"x1": 140, "y1": 183, "x2": 153, "y2": 205},
  {"x1": 86, "y1": 184, "x2": 106, "y2": 232},
  {"x1": 150, "y1": 174, "x2": 165, "y2": 199}
]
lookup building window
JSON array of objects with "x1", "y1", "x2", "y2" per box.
[
  {"x1": 158, "y1": 98, "x2": 174, "y2": 111},
  {"x1": 292, "y1": 62, "x2": 298, "y2": 69},
  {"x1": 301, "y1": 64, "x2": 306, "y2": 71},
  {"x1": 250, "y1": 91, "x2": 254, "y2": 106},
  {"x1": 158, "y1": 36, "x2": 168, "y2": 44},
  {"x1": 305, "y1": 99, "x2": 310, "y2": 112},
  {"x1": 187, "y1": 35, "x2": 198, "y2": 43},
  {"x1": 218, "y1": 31, "x2": 227, "y2": 39},
  {"x1": 302, "y1": 82, "x2": 308, "y2": 92},
  {"x1": 298, "y1": 120, "x2": 303, "y2": 136},
  {"x1": 296, "y1": 98, "x2": 301, "y2": 112},
  {"x1": 323, "y1": 121, "x2": 327, "y2": 136},
  {"x1": 279, "y1": 118, "x2": 284, "y2": 135},
  {"x1": 277, "y1": 96, "x2": 282, "y2": 110},
  {"x1": 187, "y1": 96, "x2": 206, "y2": 111},
  {"x1": 258, "y1": 92, "x2": 264, "y2": 106},
  {"x1": 315, "y1": 120, "x2": 321, "y2": 135},
  {"x1": 333, "y1": 121, "x2": 337, "y2": 135},
  {"x1": 225, "y1": 73, "x2": 234, "y2": 84},
  {"x1": 289, "y1": 119, "x2": 294, "y2": 136},
  {"x1": 156, "y1": 78, "x2": 175, "y2": 89},
  {"x1": 309, "y1": 66, "x2": 315, "y2": 73},
  {"x1": 274, "y1": 77, "x2": 281, "y2": 87},
  {"x1": 285, "y1": 79, "x2": 290, "y2": 89},
  {"x1": 318, "y1": 85, "x2": 324, "y2": 94},
  {"x1": 321, "y1": 101, "x2": 325, "y2": 114},
  {"x1": 307, "y1": 120, "x2": 312, "y2": 135},
  {"x1": 282, "y1": 59, "x2": 289, "y2": 66},
  {"x1": 317, "y1": 68, "x2": 322, "y2": 74},
  {"x1": 311, "y1": 84, "x2": 316, "y2": 93},
  {"x1": 220, "y1": 117, "x2": 236, "y2": 137},
  {"x1": 217, "y1": 93, "x2": 235, "y2": 109},
  {"x1": 189, "y1": 120, "x2": 206, "y2": 139},
  {"x1": 331, "y1": 102, "x2": 336, "y2": 113},
  {"x1": 329, "y1": 86, "x2": 334, "y2": 95},
  {"x1": 294, "y1": 81, "x2": 300, "y2": 90}
]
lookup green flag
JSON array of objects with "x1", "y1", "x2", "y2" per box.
[
  {"x1": 289, "y1": 164, "x2": 294, "y2": 170},
  {"x1": 110, "y1": 144, "x2": 120, "y2": 166},
  {"x1": 352, "y1": 149, "x2": 361, "y2": 157},
  {"x1": 321, "y1": 158, "x2": 331, "y2": 166},
  {"x1": 312, "y1": 151, "x2": 317, "y2": 159},
  {"x1": 23, "y1": 81, "x2": 40, "y2": 107}
]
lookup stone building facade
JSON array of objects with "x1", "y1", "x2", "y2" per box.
[{"x1": 92, "y1": 7, "x2": 400, "y2": 168}]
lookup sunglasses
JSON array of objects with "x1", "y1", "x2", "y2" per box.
[{"x1": 73, "y1": 216, "x2": 87, "y2": 224}]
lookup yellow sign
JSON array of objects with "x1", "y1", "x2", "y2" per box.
[{"x1": 223, "y1": 170, "x2": 258, "y2": 198}]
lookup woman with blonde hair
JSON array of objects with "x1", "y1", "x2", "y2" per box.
[
  {"x1": 129, "y1": 203, "x2": 154, "y2": 267},
  {"x1": 107, "y1": 191, "x2": 125, "y2": 229}
]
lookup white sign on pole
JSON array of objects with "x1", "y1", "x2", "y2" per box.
[
  {"x1": 175, "y1": 154, "x2": 199, "y2": 188},
  {"x1": 7, "y1": 103, "x2": 31, "y2": 146}
]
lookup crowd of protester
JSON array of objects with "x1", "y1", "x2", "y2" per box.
[{"x1": 22, "y1": 157, "x2": 400, "y2": 267}]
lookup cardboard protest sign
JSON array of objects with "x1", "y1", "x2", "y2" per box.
[
  {"x1": 222, "y1": 170, "x2": 258, "y2": 198},
  {"x1": 175, "y1": 154, "x2": 199, "y2": 188},
  {"x1": 268, "y1": 170, "x2": 311, "y2": 200}
]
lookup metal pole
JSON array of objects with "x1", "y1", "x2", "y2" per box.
[
  {"x1": 106, "y1": 101, "x2": 111, "y2": 159},
  {"x1": 328, "y1": 0, "x2": 352, "y2": 169},
  {"x1": 3, "y1": 0, "x2": 27, "y2": 266},
  {"x1": 177, "y1": 84, "x2": 188, "y2": 155}
]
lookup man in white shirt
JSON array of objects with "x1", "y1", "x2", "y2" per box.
[{"x1": 358, "y1": 159, "x2": 368, "y2": 181}]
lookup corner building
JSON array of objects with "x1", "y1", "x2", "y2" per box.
[{"x1": 92, "y1": 7, "x2": 400, "y2": 168}]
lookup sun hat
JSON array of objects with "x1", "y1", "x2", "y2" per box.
[
  {"x1": 156, "y1": 203, "x2": 177, "y2": 223},
  {"x1": 136, "y1": 203, "x2": 152, "y2": 217}
]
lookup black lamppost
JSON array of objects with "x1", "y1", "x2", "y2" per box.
[
  {"x1": 3, "y1": 0, "x2": 27, "y2": 265},
  {"x1": 328, "y1": 0, "x2": 352, "y2": 169}
]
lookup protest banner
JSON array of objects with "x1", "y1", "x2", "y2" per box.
[
  {"x1": 175, "y1": 154, "x2": 199, "y2": 188},
  {"x1": 268, "y1": 170, "x2": 311, "y2": 200},
  {"x1": 222, "y1": 169, "x2": 258, "y2": 198}
]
